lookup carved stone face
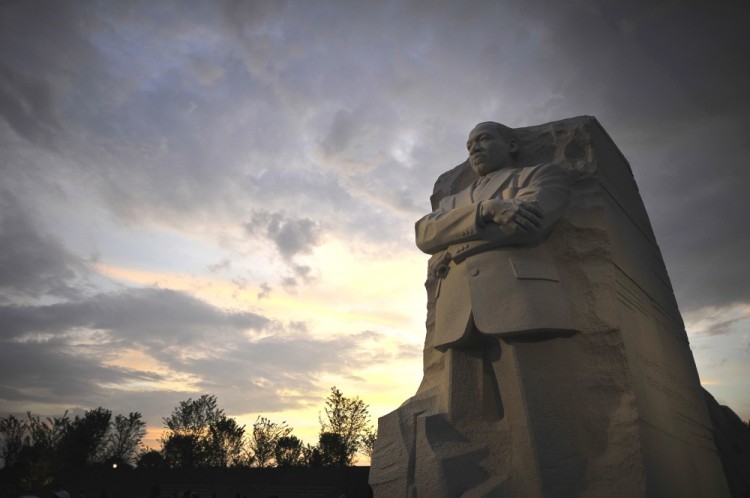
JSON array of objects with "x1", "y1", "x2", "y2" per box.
[{"x1": 466, "y1": 123, "x2": 518, "y2": 176}]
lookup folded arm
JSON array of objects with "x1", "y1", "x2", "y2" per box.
[{"x1": 415, "y1": 163, "x2": 570, "y2": 255}]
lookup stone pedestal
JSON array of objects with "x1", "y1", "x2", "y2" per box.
[{"x1": 369, "y1": 116, "x2": 730, "y2": 497}]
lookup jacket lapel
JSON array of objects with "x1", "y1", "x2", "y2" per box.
[
  {"x1": 453, "y1": 183, "x2": 474, "y2": 207},
  {"x1": 475, "y1": 168, "x2": 514, "y2": 202}
]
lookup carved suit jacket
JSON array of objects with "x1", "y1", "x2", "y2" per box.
[{"x1": 415, "y1": 162, "x2": 575, "y2": 349}]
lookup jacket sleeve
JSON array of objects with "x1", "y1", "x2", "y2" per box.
[
  {"x1": 414, "y1": 197, "x2": 484, "y2": 254},
  {"x1": 513, "y1": 162, "x2": 570, "y2": 232},
  {"x1": 414, "y1": 163, "x2": 570, "y2": 257}
]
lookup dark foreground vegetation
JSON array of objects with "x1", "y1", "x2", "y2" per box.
[
  {"x1": 0, "y1": 387, "x2": 376, "y2": 497},
  {"x1": 0, "y1": 466, "x2": 372, "y2": 498}
]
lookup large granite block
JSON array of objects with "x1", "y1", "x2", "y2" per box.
[{"x1": 370, "y1": 116, "x2": 730, "y2": 497}]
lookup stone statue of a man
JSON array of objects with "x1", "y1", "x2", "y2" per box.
[
  {"x1": 370, "y1": 117, "x2": 731, "y2": 497},
  {"x1": 415, "y1": 121, "x2": 575, "y2": 351}
]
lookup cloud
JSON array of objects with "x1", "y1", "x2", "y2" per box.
[
  {"x1": 629, "y1": 119, "x2": 750, "y2": 312},
  {"x1": 0, "y1": 1, "x2": 98, "y2": 149},
  {"x1": 705, "y1": 316, "x2": 749, "y2": 337},
  {"x1": 0, "y1": 62, "x2": 61, "y2": 148},
  {"x1": 245, "y1": 211, "x2": 323, "y2": 261},
  {"x1": 0, "y1": 192, "x2": 88, "y2": 302},
  {"x1": 186, "y1": 333, "x2": 366, "y2": 413},
  {"x1": 208, "y1": 258, "x2": 232, "y2": 273},
  {"x1": 0, "y1": 285, "x2": 273, "y2": 413},
  {"x1": 0, "y1": 282, "x2": 406, "y2": 423},
  {"x1": 2, "y1": 0, "x2": 750, "y2": 424},
  {"x1": 0, "y1": 287, "x2": 269, "y2": 348},
  {"x1": 279, "y1": 264, "x2": 316, "y2": 291},
  {"x1": 0, "y1": 337, "x2": 164, "y2": 405},
  {"x1": 590, "y1": 1, "x2": 750, "y2": 118},
  {"x1": 257, "y1": 282, "x2": 272, "y2": 300},
  {"x1": 684, "y1": 305, "x2": 750, "y2": 338}
]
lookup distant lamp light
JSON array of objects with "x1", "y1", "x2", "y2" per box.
[{"x1": 112, "y1": 463, "x2": 118, "y2": 469}]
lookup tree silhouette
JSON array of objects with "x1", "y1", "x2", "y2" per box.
[
  {"x1": 106, "y1": 412, "x2": 146, "y2": 467},
  {"x1": 0, "y1": 414, "x2": 26, "y2": 468},
  {"x1": 317, "y1": 432, "x2": 348, "y2": 467},
  {"x1": 274, "y1": 435, "x2": 304, "y2": 467},
  {"x1": 207, "y1": 415, "x2": 245, "y2": 467},
  {"x1": 1, "y1": 408, "x2": 146, "y2": 492},
  {"x1": 59, "y1": 407, "x2": 111, "y2": 467},
  {"x1": 318, "y1": 386, "x2": 372, "y2": 466},
  {"x1": 137, "y1": 448, "x2": 166, "y2": 469},
  {"x1": 163, "y1": 395, "x2": 223, "y2": 438},
  {"x1": 362, "y1": 428, "x2": 377, "y2": 458},
  {"x1": 161, "y1": 394, "x2": 222, "y2": 468},
  {"x1": 160, "y1": 394, "x2": 246, "y2": 468},
  {"x1": 248, "y1": 416, "x2": 292, "y2": 468},
  {"x1": 161, "y1": 433, "x2": 202, "y2": 469},
  {"x1": 18, "y1": 411, "x2": 71, "y2": 487}
]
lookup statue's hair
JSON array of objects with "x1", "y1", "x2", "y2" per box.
[{"x1": 475, "y1": 121, "x2": 517, "y2": 145}]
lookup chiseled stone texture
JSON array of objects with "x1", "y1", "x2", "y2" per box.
[{"x1": 369, "y1": 116, "x2": 731, "y2": 497}]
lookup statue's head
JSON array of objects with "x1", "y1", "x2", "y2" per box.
[{"x1": 466, "y1": 122, "x2": 519, "y2": 176}]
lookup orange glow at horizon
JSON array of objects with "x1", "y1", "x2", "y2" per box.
[{"x1": 94, "y1": 237, "x2": 429, "y2": 462}]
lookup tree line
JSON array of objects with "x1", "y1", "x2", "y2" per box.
[{"x1": 0, "y1": 387, "x2": 376, "y2": 489}]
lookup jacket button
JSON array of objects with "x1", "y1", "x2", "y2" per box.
[
  {"x1": 470, "y1": 268, "x2": 479, "y2": 277},
  {"x1": 435, "y1": 264, "x2": 449, "y2": 278}
]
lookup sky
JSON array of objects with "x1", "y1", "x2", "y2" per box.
[{"x1": 1, "y1": 0, "x2": 750, "y2": 458}]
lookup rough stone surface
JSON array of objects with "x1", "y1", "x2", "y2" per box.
[
  {"x1": 369, "y1": 116, "x2": 732, "y2": 497},
  {"x1": 703, "y1": 389, "x2": 750, "y2": 497}
]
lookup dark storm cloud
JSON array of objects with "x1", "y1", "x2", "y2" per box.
[
  {"x1": 632, "y1": 124, "x2": 750, "y2": 311},
  {"x1": 0, "y1": 286, "x2": 271, "y2": 406},
  {"x1": 0, "y1": 0, "x2": 440, "y2": 242},
  {"x1": 0, "y1": 287, "x2": 268, "y2": 345},
  {"x1": 591, "y1": 1, "x2": 750, "y2": 117},
  {"x1": 0, "y1": 337, "x2": 164, "y2": 405},
  {"x1": 0, "y1": 1, "x2": 97, "y2": 149},
  {"x1": 0, "y1": 192, "x2": 88, "y2": 301},
  {"x1": 0, "y1": 285, "x2": 263, "y2": 411},
  {"x1": 0, "y1": 62, "x2": 61, "y2": 148},
  {"x1": 554, "y1": 2, "x2": 750, "y2": 312},
  {"x1": 0, "y1": 0, "x2": 286, "y2": 226}
]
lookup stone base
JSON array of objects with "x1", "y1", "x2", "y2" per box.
[{"x1": 371, "y1": 330, "x2": 651, "y2": 497}]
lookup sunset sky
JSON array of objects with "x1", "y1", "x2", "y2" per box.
[{"x1": 2, "y1": 0, "x2": 749, "y2": 458}]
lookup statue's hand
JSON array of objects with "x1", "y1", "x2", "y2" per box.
[{"x1": 480, "y1": 199, "x2": 543, "y2": 234}]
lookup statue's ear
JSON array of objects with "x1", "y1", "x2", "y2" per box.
[{"x1": 508, "y1": 139, "x2": 519, "y2": 154}]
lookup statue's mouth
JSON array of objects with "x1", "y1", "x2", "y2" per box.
[{"x1": 470, "y1": 154, "x2": 486, "y2": 164}]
